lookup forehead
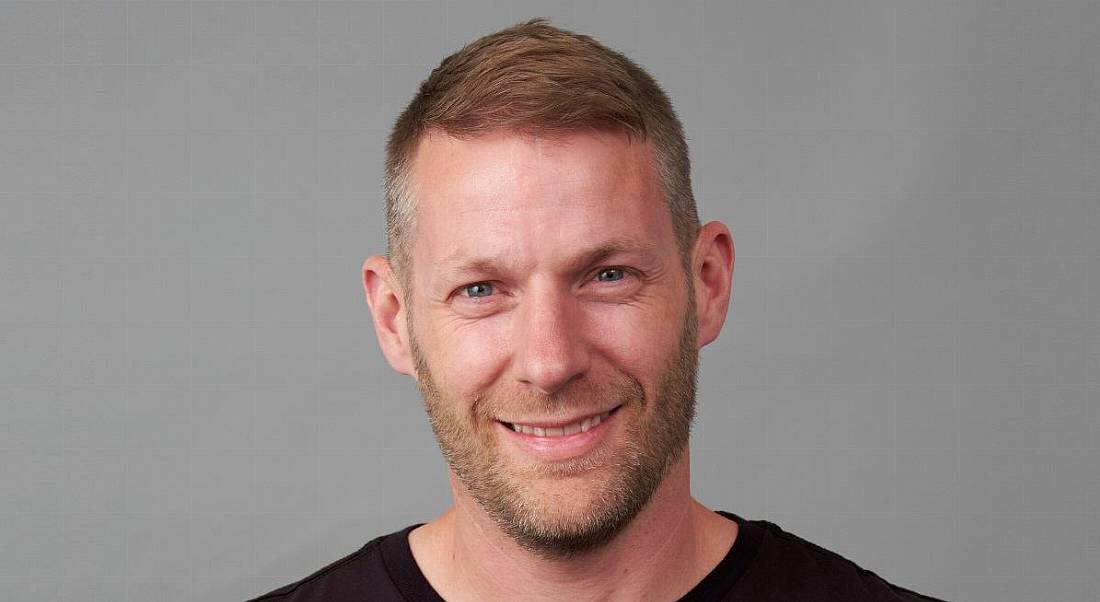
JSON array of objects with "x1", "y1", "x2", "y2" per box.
[{"x1": 406, "y1": 129, "x2": 675, "y2": 276}]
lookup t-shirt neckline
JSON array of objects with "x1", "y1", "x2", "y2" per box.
[{"x1": 379, "y1": 510, "x2": 763, "y2": 601}]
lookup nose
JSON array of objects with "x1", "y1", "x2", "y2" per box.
[{"x1": 512, "y1": 283, "x2": 590, "y2": 396}]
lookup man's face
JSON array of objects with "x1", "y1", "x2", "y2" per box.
[{"x1": 404, "y1": 130, "x2": 699, "y2": 559}]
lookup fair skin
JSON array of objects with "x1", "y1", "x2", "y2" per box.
[{"x1": 363, "y1": 129, "x2": 736, "y2": 601}]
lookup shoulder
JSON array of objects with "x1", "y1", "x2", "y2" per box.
[
  {"x1": 245, "y1": 531, "x2": 403, "y2": 602},
  {"x1": 731, "y1": 516, "x2": 947, "y2": 602}
]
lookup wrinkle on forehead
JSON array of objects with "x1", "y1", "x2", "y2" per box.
[
  {"x1": 439, "y1": 238, "x2": 663, "y2": 276},
  {"x1": 417, "y1": 133, "x2": 654, "y2": 209},
  {"x1": 409, "y1": 129, "x2": 673, "y2": 283}
]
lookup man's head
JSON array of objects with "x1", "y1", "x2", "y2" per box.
[
  {"x1": 383, "y1": 18, "x2": 699, "y2": 290},
  {"x1": 363, "y1": 19, "x2": 734, "y2": 560}
]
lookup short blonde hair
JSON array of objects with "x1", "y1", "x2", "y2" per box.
[{"x1": 384, "y1": 18, "x2": 699, "y2": 285}]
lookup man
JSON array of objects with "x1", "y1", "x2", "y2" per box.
[{"x1": 250, "y1": 19, "x2": 944, "y2": 602}]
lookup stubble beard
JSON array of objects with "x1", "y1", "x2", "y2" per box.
[{"x1": 408, "y1": 299, "x2": 700, "y2": 561}]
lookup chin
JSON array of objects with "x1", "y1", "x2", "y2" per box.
[
  {"x1": 481, "y1": 460, "x2": 658, "y2": 560},
  {"x1": 499, "y1": 502, "x2": 637, "y2": 561}
]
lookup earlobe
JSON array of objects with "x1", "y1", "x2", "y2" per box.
[
  {"x1": 692, "y1": 221, "x2": 735, "y2": 348},
  {"x1": 362, "y1": 256, "x2": 415, "y2": 376}
]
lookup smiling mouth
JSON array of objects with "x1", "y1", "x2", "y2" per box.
[{"x1": 500, "y1": 406, "x2": 622, "y2": 438}]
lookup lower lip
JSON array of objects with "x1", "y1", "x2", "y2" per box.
[{"x1": 498, "y1": 407, "x2": 620, "y2": 462}]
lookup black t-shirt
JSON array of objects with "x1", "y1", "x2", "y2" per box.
[{"x1": 247, "y1": 511, "x2": 947, "y2": 601}]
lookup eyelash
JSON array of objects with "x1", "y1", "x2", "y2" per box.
[{"x1": 453, "y1": 267, "x2": 636, "y2": 301}]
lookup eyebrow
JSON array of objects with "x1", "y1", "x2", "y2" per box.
[{"x1": 438, "y1": 239, "x2": 663, "y2": 281}]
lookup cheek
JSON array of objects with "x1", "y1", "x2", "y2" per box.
[
  {"x1": 582, "y1": 302, "x2": 682, "y2": 384},
  {"x1": 425, "y1": 315, "x2": 512, "y2": 397}
]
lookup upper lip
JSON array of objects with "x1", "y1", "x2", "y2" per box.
[{"x1": 499, "y1": 405, "x2": 620, "y2": 428}]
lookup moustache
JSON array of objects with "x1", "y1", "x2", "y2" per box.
[{"x1": 470, "y1": 373, "x2": 645, "y2": 423}]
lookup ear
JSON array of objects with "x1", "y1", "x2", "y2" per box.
[
  {"x1": 362, "y1": 255, "x2": 415, "y2": 376},
  {"x1": 691, "y1": 221, "x2": 735, "y2": 348}
]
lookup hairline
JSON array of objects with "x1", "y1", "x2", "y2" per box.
[{"x1": 387, "y1": 125, "x2": 697, "y2": 305}]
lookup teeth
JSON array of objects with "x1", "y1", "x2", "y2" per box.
[{"x1": 509, "y1": 409, "x2": 614, "y2": 438}]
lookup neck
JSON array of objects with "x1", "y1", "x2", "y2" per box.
[{"x1": 409, "y1": 449, "x2": 738, "y2": 602}]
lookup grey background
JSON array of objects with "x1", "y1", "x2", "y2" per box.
[{"x1": 1, "y1": 1, "x2": 1097, "y2": 600}]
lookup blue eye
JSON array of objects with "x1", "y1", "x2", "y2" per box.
[
  {"x1": 596, "y1": 268, "x2": 625, "y2": 282},
  {"x1": 463, "y1": 282, "x2": 494, "y2": 298}
]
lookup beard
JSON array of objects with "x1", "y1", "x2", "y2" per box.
[{"x1": 408, "y1": 297, "x2": 700, "y2": 560}]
